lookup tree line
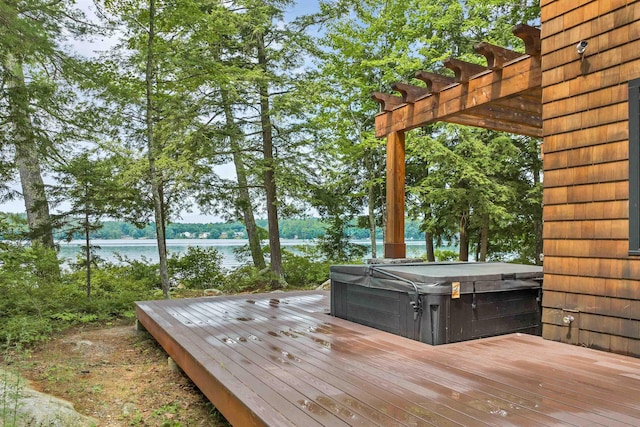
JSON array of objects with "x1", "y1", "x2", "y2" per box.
[
  {"x1": 55, "y1": 218, "x2": 431, "y2": 241},
  {"x1": 1, "y1": 0, "x2": 542, "y2": 299}
]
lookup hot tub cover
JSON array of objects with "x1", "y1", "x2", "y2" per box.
[{"x1": 329, "y1": 262, "x2": 543, "y2": 295}]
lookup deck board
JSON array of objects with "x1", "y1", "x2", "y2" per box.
[{"x1": 136, "y1": 291, "x2": 640, "y2": 426}]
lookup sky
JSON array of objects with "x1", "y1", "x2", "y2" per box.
[{"x1": 1, "y1": 0, "x2": 323, "y2": 224}]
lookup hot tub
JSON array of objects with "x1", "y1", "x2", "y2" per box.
[{"x1": 330, "y1": 262, "x2": 543, "y2": 345}]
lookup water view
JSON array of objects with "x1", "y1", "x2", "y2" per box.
[{"x1": 57, "y1": 238, "x2": 431, "y2": 268}]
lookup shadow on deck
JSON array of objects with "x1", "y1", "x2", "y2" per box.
[{"x1": 136, "y1": 290, "x2": 640, "y2": 426}]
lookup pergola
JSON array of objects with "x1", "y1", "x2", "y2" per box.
[{"x1": 372, "y1": 24, "x2": 542, "y2": 259}]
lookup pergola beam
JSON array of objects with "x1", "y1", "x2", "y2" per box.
[
  {"x1": 371, "y1": 92, "x2": 405, "y2": 111},
  {"x1": 375, "y1": 55, "x2": 541, "y2": 137},
  {"x1": 491, "y1": 93, "x2": 542, "y2": 116},
  {"x1": 391, "y1": 82, "x2": 430, "y2": 103},
  {"x1": 474, "y1": 42, "x2": 524, "y2": 70},
  {"x1": 443, "y1": 58, "x2": 488, "y2": 82},
  {"x1": 414, "y1": 71, "x2": 456, "y2": 93},
  {"x1": 513, "y1": 24, "x2": 542, "y2": 56},
  {"x1": 442, "y1": 111, "x2": 542, "y2": 137},
  {"x1": 466, "y1": 102, "x2": 542, "y2": 127}
]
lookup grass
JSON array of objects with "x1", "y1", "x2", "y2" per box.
[{"x1": 1, "y1": 352, "x2": 25, "y2": 427}]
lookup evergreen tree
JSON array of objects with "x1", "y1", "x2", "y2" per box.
[
  {"x1": 95, "y1": 0, "x2": 211, "y2": 297},
  {"x1": 51, "y1": 153, "x2": 122, "y2": 300},
  {"x1": 0, "y1": 0, "x2": 91, "y2": 249},
  {"x1": 314, "y1": 0, "x2": 421, "y2": 258}
]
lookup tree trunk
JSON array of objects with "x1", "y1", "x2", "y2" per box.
[
  {"x1": 459, "y1": 209, "x2": 469, "y2": 262},
  {"x1": 84, "y1": 206, "x2": 91, "y2": 301},
  {"x1": 425, "y1": 231, "x2": 435, "y2": 262},
  {"x1": 256, "y1": 32, "x2": 285, "y2": 287},
  {"x1": 423, "y1": 201, "x2": 435, "y2": 262},
  {"x1": 220, "y1": 89, "x2": 265, "y2": 270},
  {"x1": 145, "y1": 0, "x2": 170, "y2": 299},
  {"x1": 6, "y1": 55, "x2": 55, "y2": 249},
  {"x1": 368, "y1": 180, "x2": 377, "y2": 259},
  {"x1": 479, "y1": 213, "x2": 489, "y2": 262}
]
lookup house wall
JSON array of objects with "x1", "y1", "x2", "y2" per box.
[{"x1": 541, "y1": 0, "x2": 640, "y2": 356}]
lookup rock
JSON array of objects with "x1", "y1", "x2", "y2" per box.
[
  {"x1": 204, "y1": 288, "x2": 222, "y2": 296},
  {"x1": 135, "y1": 319, "x2": 148, "y2": 334},
  {"x1": 121, "y1": 402, "x2": 138, "y2": 417},
  {"x1": 74, "y1": 340, "x2": 94, "y2": 349},
  {"x1": 0, "y1": 368, "x2": 98, "y2": 427},
  {"x1": 167, "y1": 357, "x2": 182, "y2": 373},
  {"x1": 316, "y1": 280, "x2": 331, "y2": 291}
]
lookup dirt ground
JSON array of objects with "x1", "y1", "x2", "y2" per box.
[{"x1": 10, "y1": 321, "x2": 231, "y2": 426}]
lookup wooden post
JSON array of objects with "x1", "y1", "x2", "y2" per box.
[{"x1": 385, "y1": 130, "x2": 406, "y2": 258}]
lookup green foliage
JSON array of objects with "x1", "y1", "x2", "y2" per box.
[
  {"x1": 2, "y1": 315, "x2": 54, "y2": 347},
  {"x1": 168, "y1": 246, "x2": 225, "y2": 289},
  {"x1": 49, "y1": 312, "x2": 99, "y2": 323},
  {"x1": 58, "y1": 219, "x2": 329, "y2": 240},
  {"x1": 281, "y1": 247, "x2": 333, "y2": 288},
  {"x1": 221, "y1": 266, "x2": 277, "y2": 294},
  {"x1": 0, "y1": 226, "x2": 159, "y2": 347},
  {"x1": 50, "y1": 217, "x2": 441, "y2": 242},
  {"x1": 70, "y1": 258, "x2": 157, "y2": 315},
  {"x1": 433, "y1": 249, "x2": 459, "y2": 262},
  {"x1": 0, "y1": 243, "x2": 65, "y2": 346},
  {"x1": 316, "y1": 219, "x2": 368, "y2": 263}
]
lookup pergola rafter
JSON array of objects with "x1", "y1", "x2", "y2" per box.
[{"x1": 371, "y1": 24, "x2": 542, "y2": 259}]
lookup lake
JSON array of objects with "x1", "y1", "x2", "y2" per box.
[{"x1": 57, "y1": 238, "x2": 432, "y2": 268}]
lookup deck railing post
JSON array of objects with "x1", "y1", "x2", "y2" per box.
[{"x1": 385, "y1": 130, "x2": 406, "y2": 258}]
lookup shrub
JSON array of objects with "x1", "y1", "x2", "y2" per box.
[
  {"x1": 281, "y1": 247, "x2": 332, "y2": 288},
  {"x1": 168, "y1": 246, "x2": 225, "y2": 289},
  {"x1": 222, "y1": 265, "x2": 275, "y2": 294},
  {"x1": 434, "y1": 249, "x2": 458, "y2": 261},
  {"x1": 66, "y1": 256, "x2": 158, "y2": 316},
  {"x1": 2, "y1": 315, "x2": 55, "y2": 347}
]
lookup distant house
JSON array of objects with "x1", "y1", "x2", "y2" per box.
[
  {"x1": 219, "y1": 232, "x2": 228, "y2": 239},
  {"x1": 233, "y1": 231, "x2": 245, "y2": 239},
  {"x1": 198, "y1": 232, "x2": 210, "y2": 239},
  {"x1": 374, "y1": 2, "x2": 640, "y2": 356},
  {"x1": 182, "y1": 232, "x2": 193, "y2": 238}
]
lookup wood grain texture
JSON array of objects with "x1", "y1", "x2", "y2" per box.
[
  {"x1": 541, "y1": 0, "x2": 640, "y2": 348},
  {"x1": 384, "y1": 131, "x2": 405, "y2": 258},
  {"x1": 544, "y1": 239, "x2": 629, "y2": 258},
  {"x1": 544, "y1": 140, "x2": 628, "y2": 170},
  {"x1": 544, "y1": 256, "x2": 640, "y2": 282},
  {"x1": 543, "y1": 122, "x2": 628, "y2": 153},
  {"x1": 543, "y1": 160, "x2": 628, "y2": 187},
  {"x1": 543, "y1": 85, "x2": 627, "y2": 121},
  {"x1": 544, "y1": 182, "x2": 628, "y2": 204},
  {"x1": 375, "y1": 56, "x2": 541, "y2": 137},
  {"x1": 543, "y1": 200, "x2": 628, "y2": 221},
  {"x1": 542, "y1": 5, "x2": 638, "y2": 55},
  {"x1": 543, "y1": 220, "x2": 628, "y2": 240},
  {"x1": 136, "y1": 290, "x2": 640, "y2": 426}
]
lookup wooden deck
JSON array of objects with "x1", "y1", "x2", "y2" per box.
[{"x1": 136, "y1": 291, "x2": 640, "y2": 426}]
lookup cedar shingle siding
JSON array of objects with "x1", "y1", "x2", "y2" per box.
[{"x1": 541, "y1": 0, "x2": 640, "y2": 356}]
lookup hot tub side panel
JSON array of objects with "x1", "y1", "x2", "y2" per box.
[{"x1": 331, "y1": 280, "x2": 422, "y2": 340}]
